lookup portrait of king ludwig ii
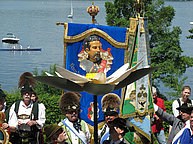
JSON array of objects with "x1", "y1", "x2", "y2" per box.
[{"x1": 78, "y1": 35, "x2": 114, "y2": 78}]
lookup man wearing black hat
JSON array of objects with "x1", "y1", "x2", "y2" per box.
[
  {"x1": 154, "y1": 102, "x2": 193, "y2": 144},
  {"x1": 172, "y1": 109, "x2": 193, "y2": 143},
  {"x1": 58, "y1": 92, "x2": 91, "y2": 144},
  {"x1": 103, "y1": 118, "x2": 130, "y2": 144},
  {"x1": 7, "y1": 72, "x2": 46, "y2": 144},
  {"x1": 99, "y1": 93, "x2": 120, "y2": 144},
  {"x1": 99, "y1": 93, "x2": 135, "y2": 144}
]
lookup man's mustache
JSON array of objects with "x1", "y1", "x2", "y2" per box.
[
  {"x1": 71, "y1": 113, "x2": 78, "y2": 118},
  {"x1": 25, "y1": 96, "x2": 30, "y2": 98},
  {"x1": 92, "y1": 52, "x2": 100, "y2": 58}
]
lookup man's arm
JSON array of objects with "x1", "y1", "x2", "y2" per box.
[
  {"x1": 154, "y1": 104, "x2": 177, "y2": 126},
  {"x1": 8, "y1": 103, "x2": 18, "y2": 129}
]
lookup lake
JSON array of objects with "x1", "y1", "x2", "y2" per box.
[{"x1": 0, "y1": 0, "x2": 193, "y2": 98}]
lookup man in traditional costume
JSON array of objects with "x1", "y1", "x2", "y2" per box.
[
  {"x1": 99, "y1": 93, "x2": 120, "y2": 144},
  {"x1": 7, "y1": 72, "x2": 46, "y2": 144},
  {"x1": 99, "y1": 93, "x2": 135, "y2": 144},
  {"x1": 58, "y1": 92, "x2": 91, "y2": 144},
  {"x1": 172, "y1": 110, "x2": 193, "y2": 144},
  {"x1": 154, "y1": 102, "x2": 193, "y2": 144},
  {"x1": 78, "y1": 35, "x2": 113, "y2": 74}
]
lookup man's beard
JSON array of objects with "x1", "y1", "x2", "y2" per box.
[
  {"x1": 71, "y1": 113, "x2": 78, "y2": 118},
  {"x1": 93, "y1": 53, "x2": 101, "y2": 64}
]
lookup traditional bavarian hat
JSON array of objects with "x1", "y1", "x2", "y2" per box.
[
  {"x1": 101, "y1": 93, "x2": 120, "y2": 116},
  {"x1": 18, "y1": 72, "x2": 36, "y2": 94},
  {"x1": 59, "y1": 92, "x2": 80, "y2": 114},
  {"x1": 176, "y1": 103, "x2": 193, "y2": 114}
]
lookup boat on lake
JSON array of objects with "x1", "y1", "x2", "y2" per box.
[
  {"x1": 0, "y1": 46, "x2": 41, "y2": 51},
  {"x1": 2, "y1": 33, "x2": 20, "y2": 43}
]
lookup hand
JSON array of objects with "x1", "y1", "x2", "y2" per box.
[
  {"x1": 57, "y1": 130, "x2": 68, "y2": 143},
  {"x1": 154, "y1": 115, "x2": 160, "y2": 120},
  {"x1": 18, "y1": 120, "x2": 22, "y2": 126},
  {"x1": 2, "y1": 123, "x2": 9, "y2": 129},
  {"x1": 26, "y1": 120, "x2": 37, "y2": 126}
]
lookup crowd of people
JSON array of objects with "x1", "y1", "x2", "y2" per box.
[{"x1": 1, "y1": 72, "x2": 193, "y2": 144}]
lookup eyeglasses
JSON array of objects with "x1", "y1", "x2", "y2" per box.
[
  {"x1": 22, "y1": 92, "x2": 32, "y2": 96},
  {"x1": 66, "y1": 111, "x2": 78, "y2": 114}
]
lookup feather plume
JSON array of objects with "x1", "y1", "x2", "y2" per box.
[{"x1": 18, "y1": 72, "x2": 36, "y2": 89}]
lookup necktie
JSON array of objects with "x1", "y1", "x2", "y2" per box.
[{"x1": 73, "y1": 121, "x2": 81, "y2": 132}]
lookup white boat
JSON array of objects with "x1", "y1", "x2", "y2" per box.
[
  {"x1": 2, "y1": 33, "x2": 20, "y2": 43},
  {"x1": 190, "y1": 22, "x2": 193, "y2": 25},
  {"x1": 68, "y1": 2, "x2": 73, "y2": 18}
]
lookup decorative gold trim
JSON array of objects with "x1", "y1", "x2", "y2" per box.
[
  {"x1": 129, "y1": 18, "x2": 138, "y2": 35},
  {"x1": 63, "y1": 23, "x2": 129, "y2": 49},
  {"x1": 0, "y1": 127, "x2": 9, "y2": 144},
  {"x1": 63, "y1": 24, "x2": 68, "y2": 68},
  {"x1": 87, "y1": 121, "x2": 105, "y2": 134},
  {"x1": 129, "y1": 120, "x2": 151, "y2": 142}
]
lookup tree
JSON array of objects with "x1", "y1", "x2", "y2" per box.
[
  {"x1": 105, "y1": 0, "x2": 193, "y2": 98},
  {"x1": 187, "y1": 27, "x2": 193, "y2": 39}
]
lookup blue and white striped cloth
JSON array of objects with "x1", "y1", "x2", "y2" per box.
[{"x1": 172, "y1": 120, "x2": 193, "y2": 144}]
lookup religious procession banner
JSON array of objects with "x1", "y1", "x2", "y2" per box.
[
  {"x1": 62, "y1": 23, "x2": 129, "y2": 131},
  {"x1": 120, "y1": 17, "x2": 154, "y2": 142}
]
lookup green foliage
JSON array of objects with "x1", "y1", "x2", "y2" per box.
[
  {"x1": 105, "y1": 0, "x2": 193, "y2": 97},
  {"x1": 187, "y1": 28, "x2": 193, "y2": 39},
  {"x1": 5, "y1": 89, "x2": 21, "y2": 108},
  {"x1": 38, "y1": 93, "x2": 63, "y2": 124},
  {"x1": 32, "y1": 64, "x2": 62, "y2": 96}
]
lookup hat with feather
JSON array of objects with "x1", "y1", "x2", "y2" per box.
[
  {"x1": 59, "y1": 92, "x2": 80, "y2": 114},
  {"x1": 18, "y1": 72, "x2": 36, "y2": 94},
  {"x1": 101, "y1": 93, "x2": 120, "y2": 115}
]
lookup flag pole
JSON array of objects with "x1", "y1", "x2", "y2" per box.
[
  {"x1": 93, "y1": 95, "x2": 98, "y2": 144},
  {"x1": 87, "y1": 3, "x2": 99, "y2": 143}
]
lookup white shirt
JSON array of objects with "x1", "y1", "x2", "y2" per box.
[
  {"x1": 8, "y1": 100, "x2": 46, "y2": 129},
  {"x1": 98, "y1": 123, "x2": 110, "y2": 144},
  {"x1": 1, "y1": 102, "x2": 6, "y2": 112},
  {"x1": 172, "y1": 98, "x2": 193, "y2": 117}
]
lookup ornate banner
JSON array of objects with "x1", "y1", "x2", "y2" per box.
[
  {"x1": 62, "y1": 23, "x2": 130, "y2": 131},
  {"x1": 120, "y1": 17, "x2": 153, "y2": 142}
]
